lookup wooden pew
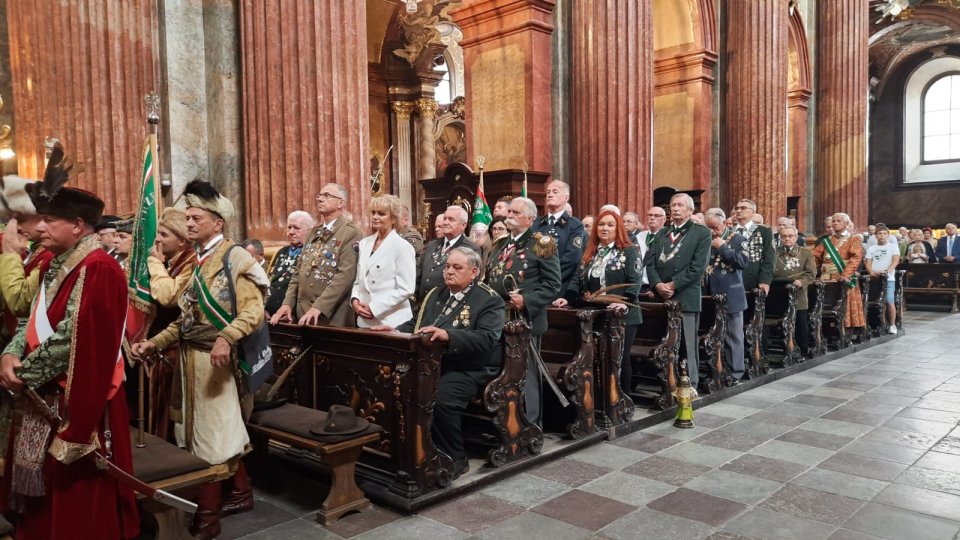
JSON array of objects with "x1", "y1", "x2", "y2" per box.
[
  {"x1": 744, "y1": 289, "x2": 770, "y2": 379},
  {"x1": 894, "y1": 269, "x2": 905, "y2": 333},
  {"x1": 807, "y1": 281, "x2": 826, "y2": 357},
  {"x1": 628, "y1": 300, "x2": 682, "y2": 410},
  {"x1": 764, "y1": 283, "x2": 802, "y2": 366},
  {"x1": 697, "y1": 294, "x2": 728, "y2": 393},
  {"x1": 860, "y1": 272, "x2": 889, "y2": 338},
  {"x1": 543, "y1": 308, "x2": 599, "y2": 439},
  {"x1": 268, "y1": 323, "x2": 455, "y2": 499},
  {"x1": 820, "y1": 278, "x2": 851, "y2": 350},
  {"x1": 594, "y1": 308, "x2": 635, "y2": 428},
  {"x1": 900, "y1": 263, "x2": 960, "y2": 313}
]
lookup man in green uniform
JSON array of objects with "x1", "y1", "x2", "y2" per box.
[
  {"x1": 645, "y1": 193, "x2": 711, "y2": 386},
  {"x1": 484, "y1": 197, "x2": 560, "y2": 426},
  {"x1": 772, "y1": 225, "x2": 816, "y2": 356},
  {"x1": 732, "y1": 198, "x2": 775, "y2": 294}
]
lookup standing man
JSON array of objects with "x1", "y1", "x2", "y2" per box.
[
  {"x1": 865, "y1": 225, "x2": 901, "y2": 334},
  {"x1": 271, "y1": 183, "x2": 362, "y2": 327},
  {"x1": 264, "y1": 210, "x2": 315, "y2": 315},
  {"x1": 132, "y1": 180, "x2": 268, "y2": 539},
  {"x1": 240, "y1": 238, "x2": 268, "y2": 273},
  {"x1": 534, "y1": 179, "x2": 584, "y2": 297},
  {"x1": 400, "y1": 204, "x2": 425, "y2": 265},
  {"x1": 934, "y1": 223, "x2": 959, "y2": 263},
  {"x1": 376, "y1": 247, "x2": 505, "y2": 479},
  {"x1": 0, "y1": 149, "x2": 139, "y2": 538},
  {"x1": 94, "y1": 214, "x2": 121, "y2": 256},
  {"x1": 645, "y1": 193, "x2": 711, "y2": 386},
  {"x1": 772, "y1": 225, "x2": 816, "y2": 357},
  {"x1": 417, "y1": 206, "x2": 476, "y2": 301},
  {"x1": 812, "y1": 212, "x2": 866, "y2": 335},
  {"x1": 485, "y1": 197, "x2": 560, "y2": 426},
  {"x1": 732, "y1": 199, "x2": 775, "y2": 295},
  {"x1": 623, "y1": 212, "x2": 642, "y2": 244},
  {"x1": 636, "y1": 206, "x2": 667, "y2": 297},
  {"x1": 702, "y1": 209, "x2": 750, "y2": 384},
  {"x1": 493, "y1": 196, "x2": 513, "y2": 219}
]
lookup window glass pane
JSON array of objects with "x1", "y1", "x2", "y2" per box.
[
  {"x1": 926, "y1": 110, "x2": 951, "y2": 136},
  {"x1": 925, "y1": 135, "x2": 950, "y2": 161},
  {"x1": 435, "y1": 71, "x2": 452, "y2": 104},
  {"x1": 926, "y1": 77, "x2": 952, "y2": 112},
  {"x1": 952, "y1": 75, "x2": 960, "y2": 109},
  {"x1": 951, "y1": 135, "x2": 960, "y2": 160},
  {"x1": 951, "y1": 109, "x2": 960, "y2": 136}
]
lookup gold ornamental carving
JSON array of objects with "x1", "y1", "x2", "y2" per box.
[
  {"x1": 416, "y1": 98, "x2": 440, "y2": 118},
  {"x1": 393, "y1": 0, "x2": 461, "y2": 66},
  {"x1": 391, "y1": 101, "x2": 416, "y2": 119}
]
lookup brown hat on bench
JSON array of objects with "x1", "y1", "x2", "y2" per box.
[{"x1": 310, "y1": 405, "x2": 370, "y2": 437}]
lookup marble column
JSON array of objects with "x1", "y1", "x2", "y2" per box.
[
  {"x1": 391, "y1": 100, "x2": 416, "y2": 212},
  {"x1": 722, "y1": 0, "x2": 788, "y2": 219},
  {"x1": 816, "y1": 0, "x2": 869, "y2": 228},
  {"x1": 239, "y1": 0, "x2": 370, "y2": 239},
  {"x1": 7, "y1": 0, "x2": 159, "y2": 214},
  {"x1": 416, "y1": 98, "x2": 439, "y2": 182},
  {"x1": 788, "y1": 89, "x2": 811, "y2": 225},
  {"x1": 570, "y1": 0, "x2": 652, "y2": 216},
  {"x1": 452, "y1": 0, "x2": 555, "y2": 173}
]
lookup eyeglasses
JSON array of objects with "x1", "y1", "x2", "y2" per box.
[{"x1": 316, "y1": 192, "x2": 343, "y2": 201}]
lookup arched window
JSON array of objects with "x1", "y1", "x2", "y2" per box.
[
  {"x1": 433, "y1": 55, "x2": 452, "y2": 105},
  {"x1": 922, "y1": 73, "x2": 960, "y2": 162}
]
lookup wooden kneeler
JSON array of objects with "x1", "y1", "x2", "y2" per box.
[
  {"x1": 247, "y1": 404, "x2": 382, "y2": 525},
  {"x1": 131, "y1": 432, "x2": 231, "y2": 540}
]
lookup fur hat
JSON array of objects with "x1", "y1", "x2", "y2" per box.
[
  {"x1": 159, "y1": 208, "x2": 189, "y2": 240},
  {"x1": 178, "y1": 180, "x2": 234, "y2": 220},
  {"x1": 0, "y1": 175, "x2": 39, "y2": 219}
]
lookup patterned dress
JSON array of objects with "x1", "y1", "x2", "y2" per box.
[{"x1": 812, "y1": 233, "x2": 865, "y2": 328}]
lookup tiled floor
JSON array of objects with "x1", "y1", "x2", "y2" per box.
[{"x1": 225, "y1": 310, "x2": 960, "y2": 540}]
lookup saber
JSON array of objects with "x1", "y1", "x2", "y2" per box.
[{"x1": 22, "y1": 386, "x2": 198, "y2": 514}]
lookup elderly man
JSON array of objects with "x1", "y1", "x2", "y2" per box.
[
  {"x1": 534, "y1": 179, "x2": 584, "y2": 297},
  {"x1": 733, "y1": 199, "x2": 775, "y2": 295},
  {"x1": 418, "y1": 205, "x2": 477, "y2": 302},
  {"x1": 702, "y1": 208, "x2": 749, "y2": 384},
  {"x1": 433, "y1": 214, "x2": 445, "y2": 239},
  {"x1": 645, "y1": 193, "x2": 711, "y2": 386},
  {"x1": 623, "y1": 212, "x2": 642, "y2": 244},
  {"x1": 377, "y1": 247, "x2": 504, "y2": 479},
  {"x1": 240, "y1": 238, "x2": 267, "y2": 272},
  {"x1": 485, "y1": 197, "x2": 560, "y2": 426},
  {"x1": 813, "y1": 212, "x2": 865, "y2": 334},
  {"x1": 0, "y1": 148, "x2": 139, "y2": 539},
  {"x1": 271, "y1": 183, "x2": 362, "y2": 327},
  {"x1": 264, "y1": 210, "x2": 315, "y2": 315},
  {"x1": 400, "y1": 204, "x2": 425, "y2": 265},
  {"x1": 934, "y1": 223, "x2": 959, "y2": 263},
  {"x1": 773, "y1": 225, "x2": 816, "y2": 357},
  {"x1": 637, "y1": 206, "x2": 667, "y2": 297},
  {"x1": 94, "y1": 214, "x2": 121, "y2": 256},
  {"x1": 132, "y1": 180, "x2": 268, "y2": 538}
]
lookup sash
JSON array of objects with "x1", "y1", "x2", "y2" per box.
[
  {"x1": 821, "y1": 237, "x2": 856, "y2": 289},
  {"x1": 192, "y1": 268, "x2": 233, "y2": 332}
]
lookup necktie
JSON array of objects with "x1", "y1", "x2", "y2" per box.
[
  {"x1": 548, "y1": 216, "x2": 556, "y2": 226},
  {"x1": 443, "y1": 240, "x2": 451, "y2": 253},
  {"x1": 949, "y1": 236, "x2": 954, "y2": 255}
]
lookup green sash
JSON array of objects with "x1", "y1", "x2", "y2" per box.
[
  {"x1": 193, "y1": 267, "x2": 233, "y2": 331},
  {"x1": 821, "y1": 237, "x2": 856, "y2": 289}
]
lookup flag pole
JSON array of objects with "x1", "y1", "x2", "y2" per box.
[{"x1": 522, "y1": 161, "x2": 528, "y2": 198}]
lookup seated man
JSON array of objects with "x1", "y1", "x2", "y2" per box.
[
  {"x1": 865, "y1": 225, "x2": 900, "y2": 334},
  {"x1": 373, "y1": 247, "x2": 504, "y2": 479}
]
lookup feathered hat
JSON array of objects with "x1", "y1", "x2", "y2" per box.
[
  {"x1": 0, "y1": 175, "x2": 38, "y2": 220},
  {"x1": 177, "y1": 179, "x2": 234, "y2": 220},
  {"x1": 25, "y1": 143, "x2": 104, "y2": 225}
]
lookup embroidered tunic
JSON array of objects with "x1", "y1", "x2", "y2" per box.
[{"x1": 812, "y1": 234, "x2": 865, "y2": 328}]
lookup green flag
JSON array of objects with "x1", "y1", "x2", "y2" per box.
[
  {"x1": 125, "y1": 138, "x2": 160, "y2": 343},
  {"x1": 472, "y1": 187, "x2": 492, "y2": 226}
]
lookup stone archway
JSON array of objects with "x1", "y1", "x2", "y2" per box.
[{"x1": 787, "y1": 8, "x2": 812, "y2": 228}]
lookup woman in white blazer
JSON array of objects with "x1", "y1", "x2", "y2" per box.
[{"x1": 351, "y1": 194, "x2": 416, "y2": 328}]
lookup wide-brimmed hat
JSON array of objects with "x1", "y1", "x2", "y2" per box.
[{"x1": 309, "y1": 405, "x2": 369, "y2": 436}]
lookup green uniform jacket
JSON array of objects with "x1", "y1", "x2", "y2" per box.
[
  {"x1": 565, "y1": 244, "x2": 642, "y2": 326},
  {"x1": 735, "y1": 222, "x2": 775, "y2": 290},
  {"x1": 772, "y1": 245, "x2": 817, "y2": 310},
  {"x1": 483, "y1": 228, "x2": 561, "y2": 336},
  {"x1": 644, "y1": 220, "x2": 712, "y2": 312},
  {"x1": 398, "y1": 282, "x2": 505, "y2": 371}
]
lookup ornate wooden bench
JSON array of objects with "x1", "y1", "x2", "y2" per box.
[
  {"x1": 894, "y1": 269, "x2": 905, "y2": 333},
  {"x1": 131, "y1": 432, "x2": 232, "y2": 539},
  {"x1": 247, "y1": 404, "x2": 383, "y2": 525},
  {"x1": 628, "y1": 300, "x2": 682, "y2": 410},
  {"x1": 820, "y1": 278, "x2": 851, "y2": 350},
  {"x1": 764, "y1": 283, "x2": 802, "y2": 366},
  {"x1": 697, "y1": 294, "x2": 728, "y2": 393},
  {"x1": 543, "y1": 308, "x2": 599, "y2": 439},
  {"x1": 900, "y1": 263, "x2": 960, "y2": 313},
  {"x1": 860, "y1": 272, "x2": 889, "y2": 338},
  {"x1": 807, "y1": 281, "x2": 826, "y2": 357},
  {"x1": 594, "y1": 309, "x2": 634, "y2": 428},
  {"x1": 744, "y1": 289, "x2": 769, "y2": 378}
]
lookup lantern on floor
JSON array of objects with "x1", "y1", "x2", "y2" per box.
[{"x1": 672, "y1": 375, "x2": 697, "y2": 429}]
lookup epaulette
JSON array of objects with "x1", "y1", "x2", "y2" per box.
[
  {"x1": 343, "y1": 221, "x2": 361, "y2": 231},
  {"x1": 477, "y1": 282, "x2": 497, "y2": 296},
  {"x1": 532, "y1": 232, "x2": 557, "y2": 259}
]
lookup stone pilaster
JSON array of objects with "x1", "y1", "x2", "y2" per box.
[
  {"x1": 415, "y1": 98, "x2": 439, "y2": 182},
  {"x1": 391, "y1": 100, "x2": 416, "y2": 211}
]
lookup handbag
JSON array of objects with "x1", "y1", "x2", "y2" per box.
[{"x1": 221, "y1": 245, "x2": 274, "y2": 395}]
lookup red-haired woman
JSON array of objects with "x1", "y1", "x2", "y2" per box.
[{"x1": 552, "y1": 210, "x2": 642, "y2": 392}]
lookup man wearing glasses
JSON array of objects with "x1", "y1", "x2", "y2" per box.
[
  {"x1": 270, "y1": 183, "x2": 363, "y2": 327},
  {"x1": 732, "y1": 199, "x2": 775, "y2": 295}
]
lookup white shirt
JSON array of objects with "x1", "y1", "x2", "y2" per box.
[
  {"x1": 443, "y1": 234, "x2": 463, "y2": 251},
  {"x1": 866, "y1": 242, "x2": 899, "y2": 281},
  {"x1": 547, "y1": 210, "x2": 565, "y2": 224}
]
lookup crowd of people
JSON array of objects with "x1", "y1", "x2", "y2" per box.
[{"x1": 0, "y1": 142, "x2": 956, "y2": 538}]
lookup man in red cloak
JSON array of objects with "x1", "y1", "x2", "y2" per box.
[{"x1": 0, "y1": 145, "x2": 139, "y2": 539}]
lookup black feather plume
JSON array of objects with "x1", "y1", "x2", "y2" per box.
[
  {"x1": 40, "y1": 142, "x2": 75, "y2": 201},
  {"x1": 183, "y1": 179, "x2": 220, "y2": 201}
]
